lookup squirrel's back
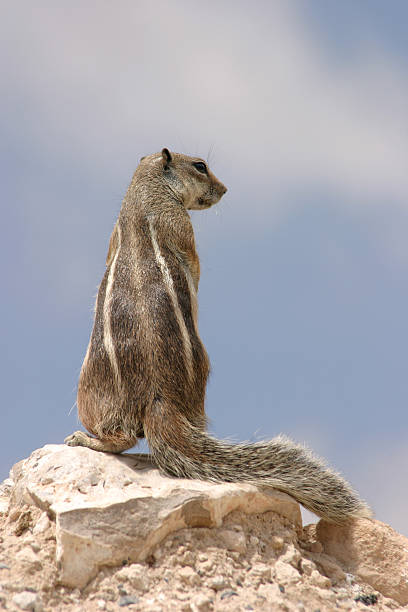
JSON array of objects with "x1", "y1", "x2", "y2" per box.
[{"x1": 66, "y1": 149, "x2": 371, "y2": 524}]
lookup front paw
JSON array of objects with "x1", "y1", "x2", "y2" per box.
[{"x1": 64, "y1": 431, "x2": 90, "y2": 447}]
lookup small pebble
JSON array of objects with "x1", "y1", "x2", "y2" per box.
[
  {"x1": 209, "y1": 576, "x2": 230, "y2": 591},
  {"x1": 310, "y1": 569, "x2": 331, "y2": 589},
  {"x1": 179, "y1": 566, "x2": 200, "y2": 586},
  {"x1": 32, "y1": 513, "x2": 51, "y2": 536},
  {"x1": 310, "y1": 541, "x2": 323, "y2": 553},
  {"x1": 12, "y1": 591, "x2": 43, "y2": 611},
  {"x1": 118, "y1": 595, "x2": 140, "y2": 607},
  {"x1": 355, "y1": 594, "x2": 378, "y2": 606},
  {"x1": 271, "y1": 536, "x2": 284, "y2": 552}
]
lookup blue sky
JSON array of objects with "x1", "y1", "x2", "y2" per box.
[{"x1": 1, "y1": 1, "x2": 408, "y2": 535}]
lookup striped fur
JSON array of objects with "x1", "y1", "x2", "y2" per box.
[
  {"x1": 103, "y1": 223, "x2": 122, "y2": 387},
  {"x1": 66, "y1": 149, "x2": 371, "y2": 523},
  {"x1": 148, "y1": 218, "x2": 193, "y2": 382}
]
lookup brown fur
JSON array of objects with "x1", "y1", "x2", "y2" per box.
[{"x1": 65, "y1": 149, "x2": 371, "y2": 522}]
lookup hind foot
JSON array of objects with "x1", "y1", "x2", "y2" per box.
[
  {"x1": 64, "y1": 430, "x2": 134, "y2": 453},
  {"x1": 65, "y1": 430, "x2": 94, "y2": 448}
]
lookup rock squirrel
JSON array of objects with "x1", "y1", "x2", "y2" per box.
[{"x1": 65, "y1": 148, "x2": 371, "y2": 523}]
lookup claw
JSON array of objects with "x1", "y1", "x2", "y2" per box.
[{"x1": 64, "y1": 431, "x2": 90, "y2": 447}]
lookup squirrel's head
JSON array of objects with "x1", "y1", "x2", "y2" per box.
[{"x1": 138, "y1": 148, "x2": 227, "y2": 210}]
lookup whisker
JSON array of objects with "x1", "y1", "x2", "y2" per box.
[{"x1": 68, "y1": 401, "x2": 77, "y2": 416}]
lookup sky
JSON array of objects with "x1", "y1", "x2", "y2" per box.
[{"x1": 1, "y1": 1, "x2": 408, "y2": 535}]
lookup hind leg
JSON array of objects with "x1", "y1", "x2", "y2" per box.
[{"x1": 64, "y1": 430, "x2": 136, "y2": 453}]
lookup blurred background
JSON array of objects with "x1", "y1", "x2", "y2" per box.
[{"x1": 1, "y1": 1, "x2": 407, "y2": 535}]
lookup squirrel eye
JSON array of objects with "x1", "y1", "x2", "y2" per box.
[{"x1": 193, "y1": 162, "x2": 208, "y2": 174}]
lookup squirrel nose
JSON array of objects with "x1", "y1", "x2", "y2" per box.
[{"x1": 221, "y1": 185, "x2": 228, "y2": 195}]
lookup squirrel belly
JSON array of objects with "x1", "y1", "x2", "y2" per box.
[{"x1": 65, "y1": 148, "x2": 371, "y2": 524}]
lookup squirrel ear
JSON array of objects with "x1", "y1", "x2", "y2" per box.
[{"x1": 161, "y1": 148, "x2": 172, "y2": 169}]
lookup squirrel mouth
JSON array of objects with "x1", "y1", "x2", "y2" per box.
[{"x1": 198, "y1": 192, "x2": 224, "y2": 208}]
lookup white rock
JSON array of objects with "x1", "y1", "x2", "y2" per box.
[
  {"x1": 317, "y1": 518, "x2": 408, "y2": 605},
  {"x1": 208, "y1": 576, "x2": 230, "y2": 591},
  {"x1": 315, "y1": 556, "x2": 346, "y2": 585},
  {"x1": 115, "y1": 564, "x2": 150, "y2": 592},
  {"x1": 32, "y1": 512, "x2": 51, "y2": 535},
  {"x1": 0, "y1": 477, "x2": 13, "y2": 514},
  {"x1": 257, "y1": 582, "x2": 285, "y2": 601},
  {"x1": 280, "y1": 544, "x2": 301, "y2": 567},
  {"x1": 218, "y1": 529, "x2": 247, "y2": 553},
  {"x1": 0, "y1": 477, "x2": 13, "y2": 493},
  {"x1": 180, "y1": 550, "x2": 196, "y2": 567},
  {"x1": 9, "y1": 444, "x2": 301, "y2": 588},
  {"x1": 249, "y1": 563, "x2": 271, "y2": 582},
  {"x1": 179, "y1": 566, "x2": 201, "y2": 586},
  {"x1": 310, "y1": 569, "x2": 331, "y2": 589},
  {"x1": 274, "y1": 560, "x2": 300, "y2": 585},
  {"x1": 191, "y1": 593, "x2": 214, "y2": 611},
  {"x1": 300, "y1": 558, "x2": 316, "y2": 577},
  {"x1": 15, "y1": 547, "x2": 42, "y2": 572},
  {"x1": 12, "y1": 591, "x2": 43, "y2": 612},
  {"x1": 271, "y1": 536, "x2": 284, "y2": 552}
]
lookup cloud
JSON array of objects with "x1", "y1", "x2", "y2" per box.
[
  {"x1": 3, "y1": 0, "x2": 408, "y2": 317},
  {"x1": 2, "y1": 1, "x2": 408, "y2": 207}
]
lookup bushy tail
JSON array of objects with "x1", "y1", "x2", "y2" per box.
[{"x1": 144, "y1": 404, "x2": 371, "y2": 523}]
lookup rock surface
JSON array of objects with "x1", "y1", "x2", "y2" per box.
[
  {"x1": 0, "y1": 444, "x2": 407, "y2": 611},
  {"x1": 9, "y1": 445, "x2": 301, "y2": 588},
  {"x1": 317, "y1": 518, "x2": 408, "y2": 605}
]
